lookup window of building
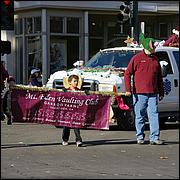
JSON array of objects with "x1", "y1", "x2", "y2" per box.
[
  {"x1": 34, "y1": 17, "x2": 41, "y2": 33},
  {"x1": 67, "y1": 17, "x2": 79, "y2": 34},
  {"x1": 15, "y1": 18, "x2": 23, "y2": 35},
  {"x1": 25, "y1": 17, "x2": 41, "y2": 34},
  {"x1": 89, "y1": 17, "x2": 104, "y2": 37},
  {"x1": 159, "y1": 23, "x2": 168, "y2": 38},
  {"x1": 25, "y1": 18, "x2": 33, "y2": 34},
  {"x1": 15, "y1": 37, "x2": 23, "y2": 83},
  {"x1": 50, "y1": 17, "x2": 63, "y2": 33},
  {"x1": 50, "y1": 37, "x2": 67, "y2": 74},
  {"x1": 89, "y1": 39, "x2": 103, "y2": 59},
  {"x1": 27, "y1": 36, "x2": 42, "y2": 79}
]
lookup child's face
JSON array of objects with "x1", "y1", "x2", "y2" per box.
[
  {"x1": 70, "y1": 78, "x2": 78, "y2": 88},
  {"x1": 35, "y1": 72, "x2": 39, "y2": 77}
]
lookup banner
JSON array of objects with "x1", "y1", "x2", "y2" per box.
[{"x1": 11, "y1": 88, "x2": 112, "y2": 130}]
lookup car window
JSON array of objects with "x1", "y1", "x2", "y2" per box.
[
  {"x1": 155, "y1": 51, "x2": 173, "y2": 74},
  {"x1": 85, "y1": 50, "x2": 140, "y2": 68},
  {"x1": 173, "y1": 51, "x2": 179, "y2": 69}
]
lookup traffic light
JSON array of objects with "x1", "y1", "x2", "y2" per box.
[
  {"x1": 117, "y1": 12, "x2": 124, "y2": 22},
  {"x1": 1, "y1": 0, "x2": 14, "y2": 30},
  {"x1": 122, "y1": 1, "x2": 131, "y2": 6},
  {"x1": 1, "y1": 41, "x2": 11, "y2": 55},
  {"x1": 117, "y1": 1, "x2": 131, "y2": 23}
]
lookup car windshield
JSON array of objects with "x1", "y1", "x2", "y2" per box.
[{"x1": 85, "y1": 50, "x2": 141, "y2": 68}]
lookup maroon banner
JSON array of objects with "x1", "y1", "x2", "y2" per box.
[{"x1": 11, "y1": 88, "x2": 112, "y2": 130}]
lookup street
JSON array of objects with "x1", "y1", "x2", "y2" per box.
[{"x1": 1, "y1": 121, "x2": 179, "y2": 179}]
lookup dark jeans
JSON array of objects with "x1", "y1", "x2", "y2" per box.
[
  {"x1": 62, "y1": 126, "x2": 82, "y2": 142},
  {"x1": 3, "y1": 90, "x2": 12, "y2": 124}
]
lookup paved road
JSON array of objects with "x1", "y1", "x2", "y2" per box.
[{"x1": 1, "y1": 121, "x2": 179, "y2": 179}]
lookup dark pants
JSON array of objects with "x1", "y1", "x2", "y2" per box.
[
  {"x1": 62, "y1": 126, "x2": 82, "y2": 142},
  {"x1": 3, "y1": 90, "x2": 12, "y2": 124}
]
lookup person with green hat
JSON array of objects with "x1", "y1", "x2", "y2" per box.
[{"x1": 124, "y1": 33, "x2": 164, "y2": 145}]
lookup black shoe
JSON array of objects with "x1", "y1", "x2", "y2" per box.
[{"x1": 7, "y1": 121, "x2": 12, "y2": 125}]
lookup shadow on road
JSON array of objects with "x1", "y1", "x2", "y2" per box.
[
  {"x1": 84, "y1": 139, "x2": 179, "y2": 146},
  {"x1": 1, "y1": 138, "x2": 179, "y2": 149},
  {"x1": 1, "y1": 142, "x2": 61, "y2": 149},
  {"x1": 108, "y1": 122, "x2": 179, "y2": 131}
]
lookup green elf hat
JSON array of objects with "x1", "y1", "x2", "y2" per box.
[{"x1": 139, "y1": 32, "x2": 155, "y2": 51}]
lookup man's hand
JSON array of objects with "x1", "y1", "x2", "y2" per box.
[
  {"x1": 125, "y1": 92, "x2": 131, "y2": 96},
  {"x1": 159, "y1": 96, "x2": 164, "y2": 101}
]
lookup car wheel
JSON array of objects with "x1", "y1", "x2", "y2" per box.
[{"x1": 116, "y1": 110, "x2": 135, "y2": 130}]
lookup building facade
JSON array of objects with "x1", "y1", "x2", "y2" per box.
[{"x1": 1, "y1": 1, "x2": 179, "y2": 85}]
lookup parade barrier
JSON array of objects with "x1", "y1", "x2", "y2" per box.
[{"x1": 11, "y1": 85, "x2": 120, "y2": 130}]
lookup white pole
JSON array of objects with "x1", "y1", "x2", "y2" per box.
[
  {"x1": 120, "y1": 23, "x2": 123, "y2": 34},
  {"x1": 131, "y1": 26, "x2": 134, "y2": 38},
  {"x1": 42, "y1": 9, "x2": 48, "y2": 85},
  {"x1": 141, "y1": 22, "x2": 145, "y2": 34}
]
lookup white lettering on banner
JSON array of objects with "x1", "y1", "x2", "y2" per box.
[
  {"x1": 40, "y1": 94, "x2": 56, "y2": 102},
  {"x1": 25, "y1": 93, "x2": 38, "y2": 100},
  {"x1": 85, "y1": 98, "x2": 99, "y2": 105},
  {"x1": 25, "y1": 92, "x2": 100, "y2": 107},
  {"x1": 57, "y1": 96, "x2": 85, "y2": 106}
]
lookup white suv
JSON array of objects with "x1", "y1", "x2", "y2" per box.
[{"x1": 46, "y1": 46, "x2": 179, "y2": 130}]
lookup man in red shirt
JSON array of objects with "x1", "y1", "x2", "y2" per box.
[{"x1": 124, "y1": 33, "x2": 164, "y2": 145}]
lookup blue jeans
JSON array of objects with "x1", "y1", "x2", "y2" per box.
[{"x1": 133, "y1": 94, "x2": 160, "y2": 141}]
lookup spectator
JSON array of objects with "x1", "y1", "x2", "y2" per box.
[
  {"x1": 163, "y1": 27, "x2": 179, "y2": 47},
  {"x1": 3, "y1": 76, "x2": 16, "y2": 125},
  {"x1": 1, "y1": 61, "x2": 9, "y2": 121},
  {"x1": 61, "y1": 74, "x2": 84, "y2": 147},
  {"x1": 28, "y1": 68, "x2": 43, "y2": 87},
  {"x1": 124, "y1": 33, "x2": 164, "y2": 145}
]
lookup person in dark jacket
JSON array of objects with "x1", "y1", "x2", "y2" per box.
[
  {"x1": 3, "y1": 76, "x2": 16, "y2": 125},
  {"x1": 124, "y1": 33, "x2": 164, "y2": 145},
  {"x1": 28, "y1": 68, "x2": 43, "y2": 87},
  {"x1": 1, "y1": 61, "x2": 9, "y2": 121}
]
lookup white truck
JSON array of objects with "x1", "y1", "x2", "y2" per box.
[{"x1": 46, "y1": 46, "x2": 179, "y2": 130}]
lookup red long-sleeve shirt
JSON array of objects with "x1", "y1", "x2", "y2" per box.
[{"x1": 124, "y1": 50, "x2": 164, "y2": 97}]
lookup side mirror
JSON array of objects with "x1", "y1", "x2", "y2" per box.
[{"x1": 160, "y1": 61, "x2": 168, "y2": 77}]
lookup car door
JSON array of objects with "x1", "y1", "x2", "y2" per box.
[{"x1": 155, "y1": 49, "x2": 179, "y2": 112}]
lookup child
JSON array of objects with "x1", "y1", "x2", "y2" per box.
[
  {"x1": 28, "y1": 68, "x2": 43, "y2": 87},
  {"x1": 3, "y1": 76, "x2": 16, "y2": 125},
  {"x1": 61, "y1": 74, "x2": 83, "y2": 147}
]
